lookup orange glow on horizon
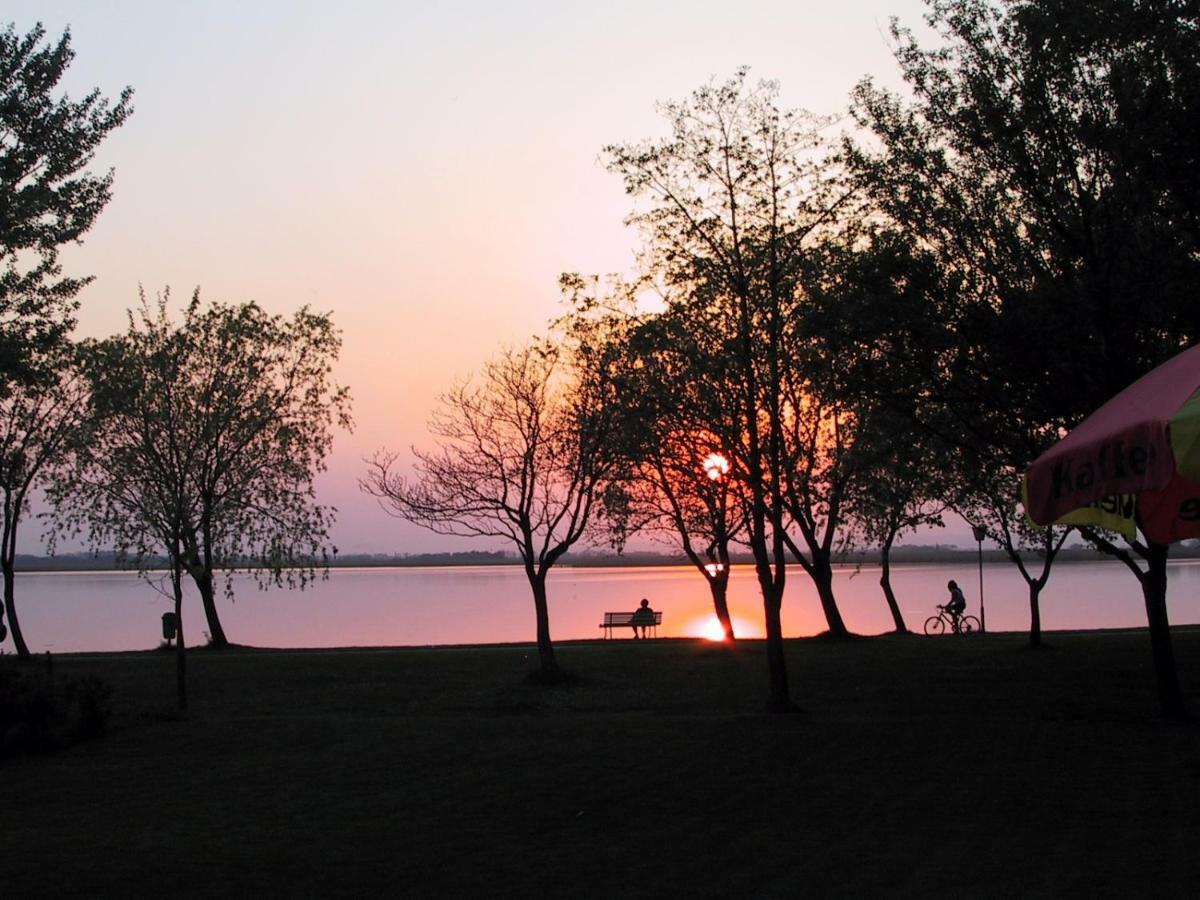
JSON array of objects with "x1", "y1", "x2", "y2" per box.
[
  {"x1": 688, "y1": 614, "x2": 763, "y2": 641},
  {"x1": 698, "y1": 618, "x2": 728, "y2": 641}
]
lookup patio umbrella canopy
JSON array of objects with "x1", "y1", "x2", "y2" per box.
[
  {"x1": 1024, "y1": 343, "x2": 1200, "y2": 544},
  {"x1": 1022, "y1": 344, "x2": 1200, "y2": 718}
]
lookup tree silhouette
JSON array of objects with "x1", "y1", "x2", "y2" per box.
[
  {"x1": 850, "y1": 0, "x2": 1200, "y2": 712},
  {"x1": 51, "y1": 290, "x2": 350, "y2": 670},
  {"x1": 605, "y1": 71, "x2": 851, "y2": 709},
  {"x1": 363, "y1": 341, "x2": 616, "y2": 681},
  {"x1": 601, "y1": 305, "x2": 746, "y2": 642},
  {"x1": 950, "y1": 454, "x2": 1071, "y2": 647},
  {"x1": 796, "y1": 229, "x2": 952, "y2": 633},
  {"x1": 0, "y1": 23, "x2": 132, "y2": 385},
  {"x1": 0, "y1": 348, "x2": 85, "y2": 658}
]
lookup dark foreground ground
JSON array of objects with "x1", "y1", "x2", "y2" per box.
[{"x1": 3, "y1": 629, "x2": 1199, "y2": 898}]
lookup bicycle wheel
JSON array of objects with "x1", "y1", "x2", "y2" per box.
[
  {"x1": 924, "y1": 615, "x2": 946, "y2": 636},
  {"x1": 959, "y1": 615, "x2": 982, "y2": 635}
]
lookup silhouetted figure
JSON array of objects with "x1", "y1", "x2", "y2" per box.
[
  {"x1": 946, "y1": 580, "x2": 966, "y2": 629},
  {"x1": 631, "y1": 598, "x2": 656, "y2": 639}
]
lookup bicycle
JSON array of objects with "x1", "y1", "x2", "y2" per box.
[{"x1": 924, "y1": 604, "x2": 982, "y2": 636}]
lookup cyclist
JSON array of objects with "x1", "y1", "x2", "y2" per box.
[{"x1": 945, "y1": 580, "x2": 967, "y2": 630}]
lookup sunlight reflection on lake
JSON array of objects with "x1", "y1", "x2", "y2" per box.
[{"x1": 9, "y1": 560, "x2": 1200, "y2": 653}]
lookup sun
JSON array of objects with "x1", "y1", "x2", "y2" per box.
[
  {"x1": 688, "y1": 615, "x2": 763, "y2": 641},
  {"x1": 697, "y1": 617, "x2": 729, "y2": 642}
]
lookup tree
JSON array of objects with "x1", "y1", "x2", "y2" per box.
[
  {"x1": 775, "y1": 305, "x2": 862, "y2": 640},
  {"x1": 951, "y1": 453, "x2": 1071, "y2": 646},
  {"x1": 798, "y1": 229, "x2": 951, "y2": 633},
  {"x1": 851, "y1": 1, "x2": 1200, "y2": 454},
  {"x1": 606, "y1": 307, "x2": 746, "y2": 642},
  {"x1": 362, "y1": 340, "x2": 616, "y2": 681},
  {"x1": 1032, "y1": 0, "x2": 1200, "y2": 246},
  {"x1": 52, "y1": 316, "x2": 199, "y2": 709},
  {"x1": 0, "y1": 349, "x2": 85, "y2": 658},
  {"x1": 173, "y1": 293, "x2": 351, "y2": 647},
  {"x1": 850, "y1": 0, "x2": 1200, "y2": 712},
  {"x1": 51, "y1": 290, "x2": 351, "y2": 665},
  {"x1": 846, "y1": 411, "x2": 946, "y2": 635},
  {"x1": 1079, "y1": 525, "x2": 1181, "y2": 714},
  {"x1": 605, "y1": 71, "x2": 850, "y2": 711},
  {"x1": 0, "y1": 23, "x2": 132, "y2": 384}
]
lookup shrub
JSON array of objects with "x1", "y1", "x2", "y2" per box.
[
  {"x1": 63, "y1": 675, "x2": 113, "y2": 740},
  {"x1": 0, "y1": 660, "x2": 113, "y2": 755}
]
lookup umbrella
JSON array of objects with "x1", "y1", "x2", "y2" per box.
[
  {"x1": 1022, "y1": 342, "x2": 1200, "y2": 717},
  {"x1": 1024, "y1": 342, "x2": 1200, "y2": 543}
]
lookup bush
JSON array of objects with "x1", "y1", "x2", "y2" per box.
[
  {"x1": 0, "y1": 660, "x2": 113, "y2": 755},
  {"x1": 63, "y1": 675, "x2": 113, "y2": 740}
]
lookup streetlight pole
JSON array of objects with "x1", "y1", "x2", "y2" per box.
[
  {"x1": 972, "y1": 524, "x2": 987, "y2": 633},
  {"x1": 702, "y1": 451, "x2": 733, "y2": 642}
]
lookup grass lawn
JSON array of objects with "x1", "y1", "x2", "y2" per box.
[{"x1": 2, "y1": 629, "x2": 1199, "y2": 898}]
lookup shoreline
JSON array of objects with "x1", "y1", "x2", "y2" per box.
[{"x1": 15, "y1": 549, "x2": 1200, "y2": 576}]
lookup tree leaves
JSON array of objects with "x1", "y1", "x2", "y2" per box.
[
  {"x1": 49, "y1": 289, "x2": 352, "y2": 614},
  {"x1": 0, "y1": 23, "x2": 132, "y2": 386}
]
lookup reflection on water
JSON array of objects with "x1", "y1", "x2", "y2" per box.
[{"x1": 8, "y1": 560, "x2": 1200, "y2": 653}]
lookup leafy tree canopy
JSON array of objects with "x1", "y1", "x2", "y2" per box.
[
  {"x1": 0, "y1": 23, "x2": 132, "y2": 383},
  {"x1": 850, "y1": 0, "x2": 1200, "y2": 464},
  {"x1": 51, "y1": 291, "x2": 351, "y2": 646}
]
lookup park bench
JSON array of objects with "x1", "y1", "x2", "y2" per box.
[{"x1": 599, "y1": 610, "x2": 662, "y2": 639}]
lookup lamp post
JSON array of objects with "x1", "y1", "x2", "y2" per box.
[
  {"x1": 702, "y1": 451, "x2": 734, "y2": 641},
  {"x1": 702, "y1": 453, "x2": 730, "y2": 481},
  {"x1": 972, "y1": 524, "x2": 987, "y2": 633},
  {"x1": 703, "y1": 452, "x2": 730, "y2": 576}
]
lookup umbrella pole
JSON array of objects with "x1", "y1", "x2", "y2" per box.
[{"x1": 1142, "y1": 541, "x2": 1186, "y2": 719}]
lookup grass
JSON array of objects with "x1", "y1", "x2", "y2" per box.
[{"x1": 2, "y1": 629, "x2": 1199, "y2": 898}]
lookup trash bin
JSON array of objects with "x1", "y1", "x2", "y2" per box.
[{"x1": 161, "y1": 612, "x2": 178, "y2": 642}]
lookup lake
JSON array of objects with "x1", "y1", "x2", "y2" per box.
[{"x1": 7, "y1": 558, "x2": 1200, "y2": 654}]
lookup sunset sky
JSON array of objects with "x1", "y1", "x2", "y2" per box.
[{"x1": 9, "y1": 0, "x2": 935, "y2": 554}]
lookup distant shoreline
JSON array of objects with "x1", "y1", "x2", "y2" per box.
[{"x1": 17, "y1": 544, "x2": 1200, "y2": 573}]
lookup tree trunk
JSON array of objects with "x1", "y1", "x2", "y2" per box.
[
  {"x1": 199, "y1": 513, "x2": 228, "y2": 648},
  {"x1": 1028, "y1": 582, "x2": 1042, "y2": 648},
  {"x1": 813, "y1": 557, "x2": 849, "y2": 638},
  {"x1": 1, "y1": 503, "x2": 31, "y2": 660},
  {"x1": 747, "y1": 521, "x2": 797, "y2": 711},
  {"x1": 172, "y1": 558, "x2": 188, "y2": 712},
  {"x1": 529, "y1": 571, "x2": 560, "y2": 679},
  {"x1": 191, "y1": 566, "x2": 228, "y2": 649},
  {"x1": 709, "y1": 574, "x2": 735, "y2": 641},
  {"x1": 2, "y1": 558, "x2": 31, "y2": 660},
  {"x1": 761, "y1": 578, "x2": 793, "y2": 711},
  {"x1": 1141, "y1": 542, "x2": 1184, "y2": 718},
  {"x1": 879, "y1": 535, "x2": 907, "y2": 634}
]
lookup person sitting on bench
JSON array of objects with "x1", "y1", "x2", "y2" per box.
[{"x1": 631, "y1": 598, "x2": 656, "y2": 639}]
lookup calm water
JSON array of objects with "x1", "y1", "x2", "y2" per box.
[{"x1": 7, "y1": 560, "x2": 1200, "y2": 654}]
